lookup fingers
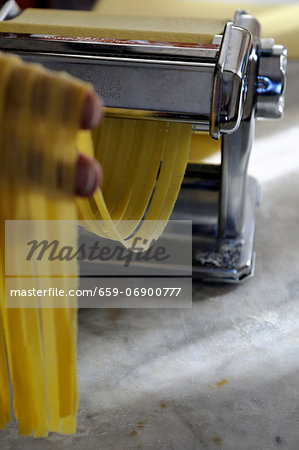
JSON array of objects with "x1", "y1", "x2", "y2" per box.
[
  {"x1": 75, "y1": 153, "x2": 103, "y2": 197},
  {"x1": 75, "y1": 90, "x2": 104, "y2": 197}
]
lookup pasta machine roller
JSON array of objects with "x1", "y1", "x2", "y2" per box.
[{"x1": 0, "y1": 2, "x2": 287, "y2": 282}]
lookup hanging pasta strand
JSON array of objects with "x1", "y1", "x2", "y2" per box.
[
  {"x1": 0, "y1": 46, "x2": 192, "y2": 435},
  {"x1": 0, "y1": 52, "x2": 88, "y2": 436}
]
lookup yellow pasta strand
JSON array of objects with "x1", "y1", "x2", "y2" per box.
[
  {"x1": 76, "y1": 119, "x2": 191, "y2": 249},
  {"x1": 0, "y1": 52, "x2": 88, "y2": 436},
  {"x1": 0, "y1": 230, "x2": 10, "y2": 431}
]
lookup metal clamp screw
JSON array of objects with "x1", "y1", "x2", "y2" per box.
[{"x1": 256, "y1": 38, "x2": 287, "y2": 119}]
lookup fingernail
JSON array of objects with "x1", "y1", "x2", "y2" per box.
[
  {"x1": 90, "y1": 94, "x2": 103, "y2": 129},
  {"x1": 75, "y1": 153, "x2": 102, "y2": 196},
  {"x1": 80, "y1": 90, "x2": 103, "y2": 130}
]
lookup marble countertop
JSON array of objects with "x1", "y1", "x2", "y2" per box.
[{"x1": 1, "y1": 49, "x2": 299, "y2": 450}]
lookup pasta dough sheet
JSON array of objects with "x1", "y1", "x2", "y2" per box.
[
  {"x1": 94, "y1": 0, "x2": 266, "y2": 20},
  {"x1": 94, "y1": 0, "x2": 299, "y2": 58},
  {"x1": 0, "y1": 9, "x2": 224, "y2": 44}
]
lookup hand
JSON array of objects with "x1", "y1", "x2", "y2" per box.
[{"x1": 75, "y1": 90, "x2": 103, "y2": 197}]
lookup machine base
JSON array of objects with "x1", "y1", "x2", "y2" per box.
[{"x1": 172, "y1": 167, "x2": 261, "y2": 283}]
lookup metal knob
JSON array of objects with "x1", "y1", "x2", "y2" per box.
[{"x1": 256, "y1": 38, "x2": 287, "y2": 119}]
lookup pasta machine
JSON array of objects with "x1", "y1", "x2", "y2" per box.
[{"x1": 0, "y1": 1, "x2": 287, "y2": 282}]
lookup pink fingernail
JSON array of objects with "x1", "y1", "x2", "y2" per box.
[
  {"x1": 80, "y1": 91, "x2": 103, "y2": 130},
  {"x1": 75, "y1": 154, "x2": 102, "y2": 196}
]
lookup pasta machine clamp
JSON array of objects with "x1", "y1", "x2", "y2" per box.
[
  {"x1": 173, "y1": 10, "x2": 286, "y2": 282},
  {"x1": 0, "y1": 4, "x2": 287, "y2": 282}
]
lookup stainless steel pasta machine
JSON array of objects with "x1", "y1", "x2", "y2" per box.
[{"x1": 0, "y1": 2, "x2": 287, "y2": 282}]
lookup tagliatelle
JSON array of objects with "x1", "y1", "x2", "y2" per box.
[
  {"x1": 76, "y1": 118, "x2": 191, "y2": 249},
  {"x1": 0, "y1": 43, "x2": 192, "y2": 435},
  {"x1": 0, "y1": 52, "x2": 87, "y2": 436}
]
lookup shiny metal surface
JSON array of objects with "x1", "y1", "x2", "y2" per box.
[
  {"x1": 256, "y1": 39, "x2": 287, "y2": 120},
  {"x1": 172, "y1": 167, "x2": 260, "y2": 283},
  {"x1": 220, "y1": 115, "x2": 255, "y2": 240},
  {"x1": 0, "y1": 33, "x2": 218, "y2": 125},
  {"x1": 20, "y1": 52, "x2": 215, "y2": 122},
  {"x1": 218, "y1": 11, "x2": 261, "y2": 242},
  {"x1": 0, "y1": 33, "x2": 220, "y2": 59},
  {"x1": 0, "y1": 0, "x2": 20, "y2": 22},
  {"x1": 210, "y1": 21, "x2": 251, "y2": 139}
]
